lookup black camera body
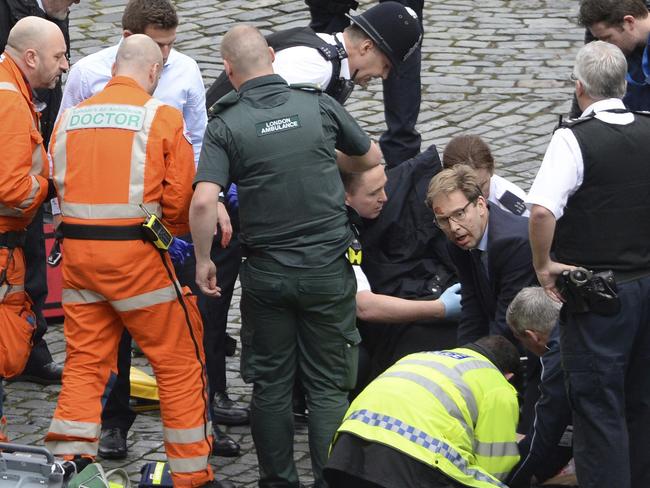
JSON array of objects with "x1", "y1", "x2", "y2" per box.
[{"x1": 556, "y1": 267, "x2": 621, "y2": 316}]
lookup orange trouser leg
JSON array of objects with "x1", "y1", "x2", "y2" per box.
[
  {"x1": 45, "y1": 299, "x2": 123, "y2": 456},
  {"x1": 123, "y1": 291, "x2": 213, "y2": 487},
  {"x1": 0, "y1": 416, "x2": 8, "y2": 442}
]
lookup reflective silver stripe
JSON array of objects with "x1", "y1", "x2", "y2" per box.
[
  {"x1": 48, "y1": 418, "x2": 101, "y2": 438},
  {"x1": 129, "y1": 99, "x2": 162, "y2": 206},
  {"x1": 53, "y1": 109, "x2": 73, "y2": 202},
  {"x1": 31, "y1": 140, "x2": 44, "y2": 176},
  {"x1": 16, "y1": 175, "x2": 40, "y2": 210},
  {"x1": 164, "y1": 422, "x2": 211, "y2": 444},
  {"x1": 61, "y1": 201, "x2": 161, "y2": 220},
  {"x1": 0, "y1": 204, "x2": 21, "y2": 216},
  {"x1": 62, "y1": 288, "x2": 107, "y2": 304},
  {"x1": 474, "y1": 440, "x2": 519, "y2": 458},
  {"x1": 380, "y1": 371, "x2": 473, "y2": 439},
  {"x1": 45, "y1": 440, "x2": 99, "y2": 456},
  {"x1": 398, "y1": 359, "x2": 479, "y2": 426},
  {"x1": 0, "y1": 284, "x2": 25, "y2": 302},
  {"x1": 346, "y1": 409, "x2": 507, "y2": 488},
  {"x1": 167, "y1": 455, "x2": 209, "y2": 473},
  {"x1": 454, "y1": 359, "x2": 498, "y2": 375},
  {"x1": 111, "y1": 283, "x2": 178, "y2": 312},
  {"x1": 0, "y1": 82, "x2": 18, "y2": 92}
]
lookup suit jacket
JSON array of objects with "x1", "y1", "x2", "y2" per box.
[{"x1": 449, "y1": 204, "x2": 536, "y2": 345}]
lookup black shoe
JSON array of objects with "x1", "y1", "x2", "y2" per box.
[
  {"x1": 224, "y1": 334, "x2": 237, "y2": 357},
  {"x1": 7, "y1": 361, "x2": 63, "y2": 385},
  {"x1": 211, "y1": 391, "x2": 249, "y2": 426},
  {"x1": 98, "y1": 427, "x2": 127, "y2": 460},
  {"x1": 212, "y1": 425, "x2": 240, "y2": 457}
]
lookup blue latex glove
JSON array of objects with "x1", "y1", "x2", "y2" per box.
[
  {"x1": 440, "y1": 282, "x2": 462, "y2": 320},
  {"x1": 225, "y1": 184, "x2": 239, "y2": 211},
  {"x1": 169, "y1": 237, "x2": 194, "y2": 265}
]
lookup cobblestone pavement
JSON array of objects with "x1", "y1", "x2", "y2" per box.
[{"x1": 4, "y1": 1, "x2": 584, "y2": 486}]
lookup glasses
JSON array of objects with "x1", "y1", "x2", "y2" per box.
[
  {"x1": 433, "y1": 200, "x2": 476, "y2": 229},
  {"x1": 570, "y1": 73, "x2": 578, "y2": 83}
]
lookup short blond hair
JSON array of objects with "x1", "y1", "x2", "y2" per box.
[{"x1": 426, "y1": 164, "x2": 482, "y2": 207}]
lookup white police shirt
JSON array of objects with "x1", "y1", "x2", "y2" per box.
[
  {"x1": 526, "y1": 98, "x2": 633, "y2": 219},
  {"x1": 489, "y1": 174, "x2": 529, "y2": 217},
  {"x1": 59, "y1": 42, "x2": 206, "y2": 165},
  {"x1": 272, "y1": 32, "x2": 351, "y2": 90}
]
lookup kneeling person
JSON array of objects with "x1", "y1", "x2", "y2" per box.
[{"x1": 325, "y1": 335, "x2": 521, "y2": 488}]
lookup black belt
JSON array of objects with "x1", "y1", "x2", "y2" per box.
[
  {"x1": 0, "y1": 231, "x2": 27, "y2": 249},
  {"x1": 59, "y1": 223, "x2": 145, "y2": 241}
]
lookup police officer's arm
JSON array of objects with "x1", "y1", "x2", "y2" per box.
[
  {"x1": 529, "y1": 205, "x2": 572, "y2": 303},
  {"x1": 0, "y1": 92, "x2": 49, "y2": 216},
  {"x1": 357, "y1": 291, "x2": 447, "y2": 322}
]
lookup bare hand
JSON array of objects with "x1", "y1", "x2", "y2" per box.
[
  {"x1": 195, "y1": 259, "x2": 221, "y2": 297},
  {"x1": 535, "y1": 260, "x2": 575, "y2": 303},
  {"x1": 216, "y1": 202, "x2": 232, "y2": 248}
]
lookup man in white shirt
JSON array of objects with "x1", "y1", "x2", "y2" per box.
[
  {"x1": 59, "y1": 0, "x2": 206, "y2": 163},
  {"x1": 527, "y1": 40, "x2": 650, "y2": 488},
  {"x1": 56, "y1": 0, "x2": 213, "y2": 462}
]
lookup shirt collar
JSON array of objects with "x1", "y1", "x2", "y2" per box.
[
  {"x1": 35, "y1": 0, "x2": 45, "y2": 11},
  {"x1": 580, "y1": 98, "x2": 626, "y2": 117},
  {"x1": 477, "y1": 221, "x2": 488, "y2": 252}
]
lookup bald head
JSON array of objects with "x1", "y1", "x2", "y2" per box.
[
  {"x1": 221, "y1": 24, "x2": 274, "y2": 87},
  {"x1": 5, "y1": 16, "x2": 68, "y2": 89},
  {"x1": 113, "y1": 34, "x2": 163, "y2": 94}
]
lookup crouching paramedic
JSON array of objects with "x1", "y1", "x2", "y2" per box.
[
  {"x1": 44, "y1": 35, "x2": 225, "y2": 488},
  {"x1": 325, "y1": 335, "x2": 521, "y2": 488},
  {"x1": 0, "y1": 17, "x2": 67, "y2": 441}
]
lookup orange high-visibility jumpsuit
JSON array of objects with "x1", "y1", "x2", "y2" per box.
[
  {"x1": 45, "y1": 76, "x2": 213, "y2": 487},
  {"x1": 0, "y1": 52, "x2": 49, "y2": 442}
]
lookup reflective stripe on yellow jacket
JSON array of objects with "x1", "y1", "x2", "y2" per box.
[
  {"x1": 0, "y1": 52, "x2": 49, "y2": 232},
  {"x1": 336, "y1": 348, "x2": 519, "y2": 488}
]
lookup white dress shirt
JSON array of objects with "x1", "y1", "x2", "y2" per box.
[
  {"x1": 272, "y1": 33, "x2": 351, "y2": 89},
  {"x1": 59, "y1": 43, "x2": 207, "y2": 165},
  {"x1": 526, "y1": 98, "x2": 633, "y2": 219}
]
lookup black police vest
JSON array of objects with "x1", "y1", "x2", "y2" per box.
[
  {"x1": 555, "y1": 112, "x2": 650, "y2": 273},
  {"x1": 206, "y1": 27, "x2": 347, "y2": 112}
]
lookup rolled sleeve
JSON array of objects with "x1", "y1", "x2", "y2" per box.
[{"x1": 526, "y1": 128, "x2": 583, "y2": 220}]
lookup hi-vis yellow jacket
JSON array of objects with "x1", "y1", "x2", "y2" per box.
[{"x1": 336, "y1": 348, "x2": 520, "y2": 488}]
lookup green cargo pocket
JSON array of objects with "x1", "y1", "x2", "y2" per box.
[{"x1": 335, "y1": 327, "x2": 362, "y2": 391}]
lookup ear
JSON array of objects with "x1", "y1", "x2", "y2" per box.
[
  {"x1": 524, "y1": 329, "x2": 540, "y2": 345},
  {"x1": 476, "y1": 195, "x2": 488, "y2": 211},
  {"x1": 575, "y1": 79, "x2": 585, "y2": 98},
  {"x1": 268, "y1": 46, "x2": 275, "y2": 63},
  {"x1": 223, "y1": 59, "x2": 233, "y2": 78},
  {"x1": 359, "y1": 39, "x2": 373, "y2": 55},
  {"x1": 123, "y1": 30, "x2": 133, "y2": 38},
  {"x1": 24, "y1": 48, "x2": 38, "y2": 69},
  {"x1": 622, "y1": 14, "x2": 636, "y2": 30},
  {"x1": 150, "y1": 62, "x2": 160, "y2": 83},
  {"x1": 344, "y1": 192, "x2": 351, "y2": 206}
]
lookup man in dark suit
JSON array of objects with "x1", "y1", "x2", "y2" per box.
[
  {"x1": 426, "y1": 164, "x2": 540, "y2": 432},
  {"x1": 426, "y1": 164, "x2": 536, "y2": 346}
]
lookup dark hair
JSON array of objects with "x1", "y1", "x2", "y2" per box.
[
  {"x1": 122, "y1": 0, "x2": 178, "y2": 33},
  {"x1": 578, "y1": 0, "x2": 648, "y2": 28},
  {"x1": 472, "y1": 335, "x2": 521, "y2": 376},
  {"x1": 442, "y1": 134, "x2": 495, "y2": 173}
]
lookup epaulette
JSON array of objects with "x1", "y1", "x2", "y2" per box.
[
  {"x1": 552, "y1": 113, "x2": 594, "y2": 133},
  {"x1": 207, "y1": 90, "x2": 239, "y2": 119},
  {"x1": 498, "y1": 190, "x2": 526, "y2": 216},
  {"x1": 289, "y1": 83, "x2": 322, "y2": 93}
]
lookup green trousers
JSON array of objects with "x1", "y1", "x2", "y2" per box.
[{"x1": 239, "y1": 256, "x2": 359, "y2": 488}]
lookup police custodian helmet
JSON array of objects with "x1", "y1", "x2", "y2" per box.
[{"x1": 346, "y1": 1, "x2": 423, "y2": 68}]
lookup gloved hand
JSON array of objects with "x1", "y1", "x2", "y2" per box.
[
  {"x1": 169, "y1": 237, "x2": 194, "y2": 266},
  {"x1": 225, "y1": 184, "x2": 239, "y2": 211},
  {"x1": 440, "y1": 283, "x2": 462, "y2": 320}
]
